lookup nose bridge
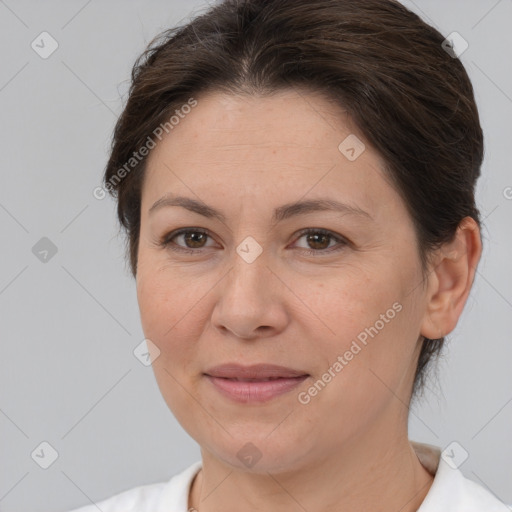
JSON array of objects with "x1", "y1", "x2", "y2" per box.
[
  {"x1": 235, "y1": 233, "x2": 266, "y2": 266},
  {"x1": 228, "y1": 233, "x2": 270, "y2": 295},
  {"x1": 210, "y1": 232, "x2": 286, "y2": 338},
  {"x1": 211, "y1": 188, "x2": 286, "y2": 314},
  {"x1": 224, "y1": 184, "x2": 286, "y2": 296}
]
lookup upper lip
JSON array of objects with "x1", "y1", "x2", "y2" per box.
[{"x1": 204, "y1": 363, "x2": 309, "y2": 380}]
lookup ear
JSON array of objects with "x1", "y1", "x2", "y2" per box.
[{"x1": 420, "y1": 217, "x2": 482, "y2": 339}]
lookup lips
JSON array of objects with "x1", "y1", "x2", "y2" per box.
[
  {"x1": 204, "y1": 363, "x2": 309, "y2": 380},
  {"x1": 203, "y1": 364, "x2": 310, "y2": 403}
]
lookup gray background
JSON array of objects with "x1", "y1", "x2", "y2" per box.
[{"x1": 0, "y1": 1, "x2": 511, "y2": 511}]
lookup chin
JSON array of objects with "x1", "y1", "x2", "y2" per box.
[{"x1": 201, "y1": 429, "x2": 313, "y2": 475}]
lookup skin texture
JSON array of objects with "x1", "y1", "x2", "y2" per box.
[{"x1": 135, "y1": 89, "x2": 481, "y2": 512}]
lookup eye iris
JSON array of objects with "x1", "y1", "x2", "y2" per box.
[
  {"x1": 307, "y1": 233, "x2": 330, "y2": 250},
  {"x1": 185, "y1": 232, "x2": 207, "y2": 248},
  {"x1": 175, "y1": 230, "x2": 336, "y2": 251}
]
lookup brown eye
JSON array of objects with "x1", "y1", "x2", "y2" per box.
[
  {"x1": 181, "y1": 231, "x2": 208, "y2": 248},
  {"x1": 159, "y1": 227, "x2": 348, "y2": 257},
  {"x1": 305, "y1": 232, "x2": 331, "y2": 250},
  {"x1": 160, "y1": 228, "x2": 214, "y2": 253},
  {"x1": 293, "y1": 228, "x2": 348, "y2": 256}
]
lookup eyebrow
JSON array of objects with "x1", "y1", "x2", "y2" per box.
[{"x1": 148, "y1": 194, "x2": 372, "y2": 223}]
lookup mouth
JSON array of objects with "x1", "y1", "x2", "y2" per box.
[
  {"x1": 212, "y1": 377, "x2": 294, "y2": 381},
  {"x1": 203, "y1": 363, "x2": 310, "y2": 403},
  {"x1": 204, "y1": 363, "x2": 309, "y2": 380}
]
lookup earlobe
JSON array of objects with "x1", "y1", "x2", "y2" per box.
[{"x1": 420, "y1": 217, "x2": 482, "y2": 340}]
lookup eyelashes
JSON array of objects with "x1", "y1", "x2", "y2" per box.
[{"x1": 157, "y1": 227, "x2": 349, "y2": 257}]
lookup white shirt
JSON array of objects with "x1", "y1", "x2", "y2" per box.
[{"x1": 67, "y1": 441, "x2": 510, "y2": 511}]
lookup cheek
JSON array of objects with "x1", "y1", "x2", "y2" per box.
[
  {"x1": 304, "y1": 264, "x2": 420, "y2": 398},
  {"x1": 136, "y1": 268, "x2": 206, "y2": 419},
  {"x1": 302, "y1": 265, "x2": 400, "y2": 349},
  {"x1": 136, "y1": 266, "x2": 204, "y2": 362}
]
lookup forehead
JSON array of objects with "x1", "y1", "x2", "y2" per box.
[
  {"x1": 141, "y1": 89, "x2": 397, "y2": 220},
  {"x1": 154, "y1": 89, "x2": 364, "y2": 156}
]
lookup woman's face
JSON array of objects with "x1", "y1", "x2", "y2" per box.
[{"x1": 136, "y1": 89, "x2": 430, "y2": 472}]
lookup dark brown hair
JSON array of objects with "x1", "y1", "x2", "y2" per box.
[{"x1": 103, "y1": 0, "x2": 484, "y2": 402}]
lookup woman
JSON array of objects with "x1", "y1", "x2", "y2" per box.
[{"x1": 70, "y1": 0, "x2": 508, "y2": 510}]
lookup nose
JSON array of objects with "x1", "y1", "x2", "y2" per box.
[{"x1": 210, "y1": 246, "x2": 289, "y2": 340}]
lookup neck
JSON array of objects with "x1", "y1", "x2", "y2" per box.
[{"x1": 189, "y1": 417, "x2": 434, "y2": 512}]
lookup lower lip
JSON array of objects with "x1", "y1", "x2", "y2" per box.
[{"x1": 205, "y1": 375, "x2": 309, "y2": 403}]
